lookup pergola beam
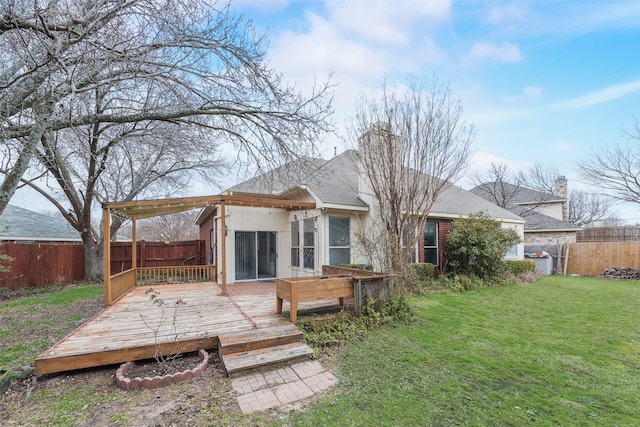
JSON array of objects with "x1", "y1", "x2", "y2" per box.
[{"x1": 102, "y1": 192, "x2": 316, "y2": 298}]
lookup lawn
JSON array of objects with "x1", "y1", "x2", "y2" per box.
[
  {"x1": 288, "y1": 276, "x2": 640, "y2": 426},
  {"x1": 1, "y1": 277, "x2": 638, "y2": 425}
]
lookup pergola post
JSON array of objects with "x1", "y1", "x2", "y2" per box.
[
  {"x1": 220, "y1": 202, "x2": 227, "y2": 295},
  {"x1": 103, "y1": 208, "x2": 111, "y2": 307},
  {"x1": 131, "y1": 218, "x2": 137, "y2": 270}
]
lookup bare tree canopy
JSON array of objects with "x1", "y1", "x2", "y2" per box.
[
  {"x1": 120, "y1": 211, "x2": 199, "y2": 242},
  {"x1": 568, "y1": 190, "x2": 615, "y2": 227},
  {"x1": 470, "y1": 161, "x2": 560, "y2": 216},
  {"x1": 577, "y1": 124, "x2": 640, "y2": 205},
  {"x1": 0, "y1": 0, "x2": 334, "y2": 215},
  {"x1": 472, "y1": 161, "x2": 614, "y2": 226},
  {"x1": 351, "y1": 75, "x2": 474, "y2": 274}
]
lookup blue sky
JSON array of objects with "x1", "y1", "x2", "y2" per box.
[
  {"x1": 228, "y1": 0, "x2": 640, "y2": 220},
  {"x1": 9, "y1": 0, "x2": 640, "y2": 221}
]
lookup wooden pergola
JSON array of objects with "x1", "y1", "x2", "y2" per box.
[{"x1": 102, "y1": 194, "x2": 315, "y2": 305}]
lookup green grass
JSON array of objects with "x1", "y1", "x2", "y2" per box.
[
  {"x1": 288, "y1": 276, "x2": 640, "y2": 426},
  {"x1": 0, "y1": 284, "x2": 103, "y2": 370}
]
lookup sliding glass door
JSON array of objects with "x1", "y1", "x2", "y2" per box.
[{"x1": 235, "y1": 231, "x2": 277, "y2": 281}]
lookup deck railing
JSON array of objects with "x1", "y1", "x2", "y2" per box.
[
  {"x1": 107, "y1": 268, "x2": 137, "y2": 306},
  {"x1": 106, "y1": 265, "x2": 216, "y2": 306},
  {"x1": 136, "y1": 265, "x2": 216, "y2": 286}
]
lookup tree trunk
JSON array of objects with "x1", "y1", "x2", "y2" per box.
[{"x1": 83, "y1": 235, "x2": 104, "y2": 281}]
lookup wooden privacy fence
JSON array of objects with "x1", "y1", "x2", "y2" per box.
[
  {"x1": 564, "y1": 242, "x2": 640, "y2": 277},
  {"x1": 0, "y1": 242, "x2": 85, "y2": 290},
  {"x1": 1, "y1": 239, "x2": 206, "y2": 290},
  {"x1": 110, "y1": 240, "x2": 206, "y2": 274}
]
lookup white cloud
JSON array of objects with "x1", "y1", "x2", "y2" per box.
[
  {"x1": 459, "y1": 151, "x2": 532, "y2": 188},
  {"x1": 327, "y1": 0, "x2": 451, "y2": 46},
  {"x1": 552, "y1": 141, "x2": 572, "y2": 152},
  {"x1": 553, "y1": 78, "x2": 640, "y2": 109},
  {"x1": 503, "y1": 85, "x2": 543, "y2": 104},
  {"x1": 487, "y1": 3, "x2": 530, "y2": 26},
  {"x1": 524, "y1": 86, "x2": 543, "y2": 100},
  {"x1": 467, "y1": 41, "x2": 523, "y2": 63},
  {"x1": 232, "y1": 0, "x2": 290, "y2": 12}
]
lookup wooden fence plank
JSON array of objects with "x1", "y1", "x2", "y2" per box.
[{"x1": 565, "y1": 241, "x2": 640, "y2": 276}]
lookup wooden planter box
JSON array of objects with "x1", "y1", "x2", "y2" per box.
[{"x1": 276, "y1": 276, "x2": 354, "y2": 323}]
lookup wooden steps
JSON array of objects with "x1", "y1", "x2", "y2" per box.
[{"x1": 219, "y1": 324, "x2": 312, "y2": 376}]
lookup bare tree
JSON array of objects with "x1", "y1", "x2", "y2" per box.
[
  {"x1": 577, "y1": 129, "x2": 640, "y2": 205},
  {"x1": 473, "y1": 162, "x2": 613, "y2": 226},
  {"x1": 470, "y1": 161, "x2": 560, "y2": 217},
  {"x1": 0, "y1": 0, "x2": 334, "y2": 215},
  {"x1": 351, "y1": 75, "x2": 474, "y2": 275},
  {"x1": 120, "y1": 211, "x2": 199, "y2": 242},
  {"x1": 470, "y1": 162, "x2": 525, "y2": 209}
]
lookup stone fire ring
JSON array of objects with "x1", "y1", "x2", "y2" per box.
[{"x1": 115, "y1": 349, "x2": 209, "y2": 390}]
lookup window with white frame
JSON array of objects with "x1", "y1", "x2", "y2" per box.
[
  {"x1": 506, "y1": 244, "x2": 518, "y2": 258},
  {"x1": 423, "y1": 221, "x2": 438, "y2": 265},
  {"x1": 291, "y1": 221, "x2": 300, "y2": 267},
  {"x1": 329, "y1": 216, "x2": 350, "y2": 265},
  {"x1": 302, "y1": 218, "x2": 315, "y2": 269}
]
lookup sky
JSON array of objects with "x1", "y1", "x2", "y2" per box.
[{"x1": 9, "y1": 0, "x2": 640, "y2": 222}]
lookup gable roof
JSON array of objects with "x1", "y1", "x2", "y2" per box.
[
  {"x1": 0, "y1": 204, "x2": 81, "y2": 242},
  {"x1": 229, "y1": 151, "x2": 522, "y2": 223},
  {"x1": 229, "y1": 150, "x2": 367, "y2": 208}
]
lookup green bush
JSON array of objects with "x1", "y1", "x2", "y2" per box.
[
  {"x1": 504, "y1": 260, "x2": 536, "y2": 275},
  {"x1": 410, "y1": 263, "x2": 435, "y2": 281},
  {"x1": 446, "y1": 212, "x2": 521, "y2": 279}
]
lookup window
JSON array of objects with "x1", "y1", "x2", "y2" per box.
[
  {"x1": 506, "y1": 244, "x2": 518, "y2": 258},
  {"x1": 303, "y1": 218, "x2": 315, "y2": 269},
  {"x1": 329, "y1": 217, "x2": 350, "y2": 265},
  {"x1": 402, "y1": 222, "x2": 417, "y2": 263},
  {"x1": 291, "y1": 221, "x2": 300, "y2": 267},
  {"x1": 423, "y1": 221, "x2": 438, "y2": 265}
]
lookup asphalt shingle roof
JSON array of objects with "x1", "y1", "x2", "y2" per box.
[
  {"x1": 231, "y1": 151, "x2": 522, "y2": 221},
  {"x1": 0, "y1": 204, "x2": 81, "y2": 241}
]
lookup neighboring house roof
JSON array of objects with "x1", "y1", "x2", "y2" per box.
[
  {"x1": 469, "y1": 183, "x2": 580, "y2": 232},
  {"x1": 0, "y1": 204, "x2": 81, "y2": 242},
  {"x1": 470, "y1": 182, "x2": 564, "y2": 208},
  {"x1": 228, "y1": 151, "x2": 522, "y2": 223},
  {"x1": 510, "y1": 208, "x2": 581, "y2": 232}
]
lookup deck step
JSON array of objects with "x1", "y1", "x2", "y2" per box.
[
  {"x1": 218, "y1": 324, "x2": 303, "y2": 356},
  {"x1": 221, "y1": 342, "x2": 313, "y2": 375}
]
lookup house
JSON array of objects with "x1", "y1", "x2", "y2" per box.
[
  {"x1": 195, "y1": 150, "x2": 524, "y2": 284},
  {"x1": 470, "y1": 177, "x2": 581, "y2": 246},
  {"x1": 0, "y1": 204, "x2": 81, "y2": 242}
]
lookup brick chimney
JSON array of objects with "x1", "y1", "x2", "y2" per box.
[{"x1": 554, "y1": 176, "x2": 568, "y2": 221}]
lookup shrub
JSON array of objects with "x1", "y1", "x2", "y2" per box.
[
  {"x1": 504, "y1": 260, "x2": 536, "y2": 275},
  {"x1": 297, "y1": 296, "x2": 413, "y2": 349},
  {"x1": 410, "y1": 263, "x2": 435, "y2": 281},
  {"x1": 446, "y1": 212, "x2": 521, "y2": 279}
]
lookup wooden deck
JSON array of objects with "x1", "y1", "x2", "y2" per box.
[{"x1": 34, "y1": 281, "x2": 347, "y2": 376}]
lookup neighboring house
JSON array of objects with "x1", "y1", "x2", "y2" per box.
[
  {"x1": 196, "y1": 150, "x2": 524, "y2": 284},
  {"x1": 0, "y1": 204, "x2": 81, "y2": 242},
  {"x1": 470, "y1": 177, "x2": 581, "y2": 246}
]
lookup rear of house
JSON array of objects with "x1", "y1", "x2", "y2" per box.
[{"x1": 196, "y1": 150, "x2": 524, "y2": 284}]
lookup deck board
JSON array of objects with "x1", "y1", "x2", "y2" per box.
[{"x1": 34, "y1": 281, "x2": 350, "y2": 375}]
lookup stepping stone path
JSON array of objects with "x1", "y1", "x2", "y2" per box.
[{"x1": 232, "y1": 360, "x2": 337, "y2": 413}]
